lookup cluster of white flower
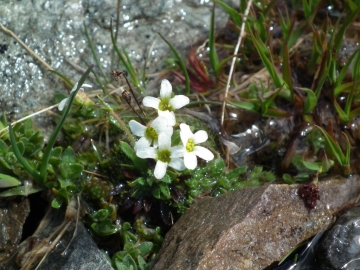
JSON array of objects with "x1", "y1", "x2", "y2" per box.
[{"x1": 129, "y1": 79, "x2": 214, "y2": 179}]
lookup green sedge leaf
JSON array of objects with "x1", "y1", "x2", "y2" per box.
[
  {"x1": 315, "y1": 125, "x2": 345, "y2": 166},
  {"x1": 334, "y1": 99, "x2": 349, "y2": 124},
  {"x1": 297, "y1": 87, "x2": 317, "y2": 114},
  {"x1": 209, "y1": 4, "x2": 220, "y2": 76},
  {"x1": 227, "y1": 99, "x2": 259, "y2": 113}
]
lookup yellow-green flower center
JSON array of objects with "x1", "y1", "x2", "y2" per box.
[
  {"x1": 157, "y1": 149, "x2": 171, "y2": 163},
  {"x1": 158, "y1": 98, "x2": 173, "y2": 111},
  {"x1": 145, "y1": 126, "x2": 158, "y2": 142},
  {"x1": 186, "y1": 139, "x2": 195, "y2": 152}
]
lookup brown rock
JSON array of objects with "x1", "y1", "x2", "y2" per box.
[
  {"x1": 0, "y1": 198, "x2": 30, "y2": 263},
  {"x1": 152, "y1": 175, "x2": 360, "y2": 270}
]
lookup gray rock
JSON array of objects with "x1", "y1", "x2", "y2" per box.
[
  {"x1": 152, "y1": 175, "x2": 360, "y2": 270},
  {"x1": 0, "y1": 0, "x2": 230, "y2": 131},
  {"x1": 315, "y1": 207, "x2": 360, "y2": 270},
  {"x1": 0, "y1": 198, "x2": 30, "y2": 263},
  {"x1": 38, "y1": 223, "x2": 113, "y2": 270},
  {"x1": 1, "y1": 199, "x2": 113, "y2": 270}
]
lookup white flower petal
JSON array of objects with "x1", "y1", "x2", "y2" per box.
[
  {"x1": 58, "y1": 98, "x2": 69, "y2": 111},
  {"x1": 143, "y1": 96, "x2": 160, "y2": 109},
  {"x1": 193, "y1": 130, "x2": 208, "y2": 144},
  {"x1": 134, "y1": 137, "x2": 151, "y2": 151},
  {"x1": 136, "y1": 147, "x2": 157, "y2": 159},
  {"x1": 169, "y1": 158, "x2": 185, "y2": 171},
  {"x1": 160, "y1": 79, "x2": 172, "y2": 99},
  {"x1": 70, "y1": 82, "x2": 78, "y2": 93},
  {"x1": 183, "y1": 152, "x2": 197, "y2": 170},
  {"x1": 158, "y1": 110, "x2": 176, "y2": 126},
  {"x1": 152, "y1": 117, "x2": 173, "y2": 136},
  {"x1": 180, "y1": 123, "x2": 193, "y2": 145},
  {"x1": 81, "y1": 83, "x2": 92, "y2": 88},
  {"x1": 157, "y1": 133, "x2": 171, "y2": 150},
  {"x1": 170, "y1": 146, "x2": 184, "y2": 158},
  {"x1": 169, "y1": 95, "x2": 190, "y2": 109},
  {"x1": 154, "y1": 161, "x2": 168, "y2": 179},
  {"x1": 193, "y1": 146, "x2": 214, "y2": 161},
  {"x1": 129, "y1": 120, "x2": 146, "y2": 137}
]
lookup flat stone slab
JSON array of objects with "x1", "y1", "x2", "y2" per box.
[{"x1": 152, "y1": 175, "x2": 360, "y2": 270}]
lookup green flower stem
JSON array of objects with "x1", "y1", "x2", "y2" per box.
[{"x1": 39, "y1": 64, "x2": 94, "y2": 183}]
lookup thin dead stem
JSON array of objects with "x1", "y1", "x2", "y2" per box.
[
  {"x1": 220, "y1": 0, "x2": 253, "y2": 128},
  {"x1": 0, "y1": 104, "x2": 59, "y2": 137}
]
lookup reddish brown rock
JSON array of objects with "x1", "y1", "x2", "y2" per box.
[{"x1": 152, "y1": 175, "x2": 360, "y2": 270}]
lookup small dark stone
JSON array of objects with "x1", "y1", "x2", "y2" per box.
[{"x1": 0, "y1": 44, "x2": 9, "y2": 53}]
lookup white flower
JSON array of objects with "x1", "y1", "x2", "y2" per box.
[
  {"x1": 129, "y1": 116, "x2": 173, "y2": 151},
  {"x1": 136, "y1": 133, "x2": 185, "y2": 179},
  {"x1": 142, "y1": 79, "x2": 189, "y2": 126},
  {"x1": 180, "y1": 123, "x2": 214, "y2": 170},
  {"x1": 58, "y1": 83, "x2": 92, "y2": 111}
]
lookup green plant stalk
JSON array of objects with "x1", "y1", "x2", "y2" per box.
[
  {"x1": 8, "y1": 125, "x2": 43, "y2": 182},
  {"x1": 158, "y1": 32, "x2": 190, "y2": 95},
  {"x1": 84, "y1": 23, "x2": 110, "y2": 84},
  {"x1": 209, "y1": 4, "x2": 220, "y2": 76},
  {"x1": 282, "y1": 42, "x2": 294, "y2": 102},
  {"x1": 39, "y1": 64, "x2": 94, "y2": 182}
]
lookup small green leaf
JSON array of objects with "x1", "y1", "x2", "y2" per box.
[
  {"x1": 121, "y1": 254, "x2": 137, "y2": 269},
  {"x1": 0, "y1": 174, "x2": 21, "y2": 188},
  {"x1": 92, "y1": 218, "x2": 119, "y2": 236},
  {"x1": 137, "y1": 242, "x2": 153, "y2": 257},
  {"x1": 282, "y1": 173, "x2": 295, "y2": 184},
  {"x1": 91, "y1": 206, "x2": 113, "y2": 222},
  {"x1": 120, "y1": 141, "x2": 148, "y2": 171},
  {"x1": 302, "y1": 160, "x2": 322, "y2": 171},
  {"x1": 0, "y1": 185, "x2": 44, "y2": 197},
  {"x1": 8, "y1": 124, "x2": 42, "y2": 182},
  {"x1": 159, "y1": 184, "x2": 171, "y2": 199},
  {"x1": 62, "y1": 146, "x2": 76, "y2": 164},
  {"x1": 51, "y1": 196, "x2": 64, "y2": 209}
]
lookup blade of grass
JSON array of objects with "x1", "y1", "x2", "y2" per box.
[
  {"x1": 84, "y1": 23, "x2": 110, "y2": 84},
  {"x1": 40, "y1": 64, "x2": 94, "y2": 182},
  {"x1": 315, "y1": 125, "x2": 346, "y2": 166},
  {"x1": 282, "y1": 42, "x2": 294, "y2": 102},
  {"x1": 334, "y1": 99, "x2": 350, "y2": 124},
  {"x1": 297, "y1": 87, "x2": 317, "y2": 114},
  {"x1": 158, "y1": 32, "x2": 190, "y2": 94},
  {"x1": 215, "y1": 0, "x2": 241, "y2": 26},
  {"x1": 209, "y1": 4, "x2": 220, "y2": 76}
]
